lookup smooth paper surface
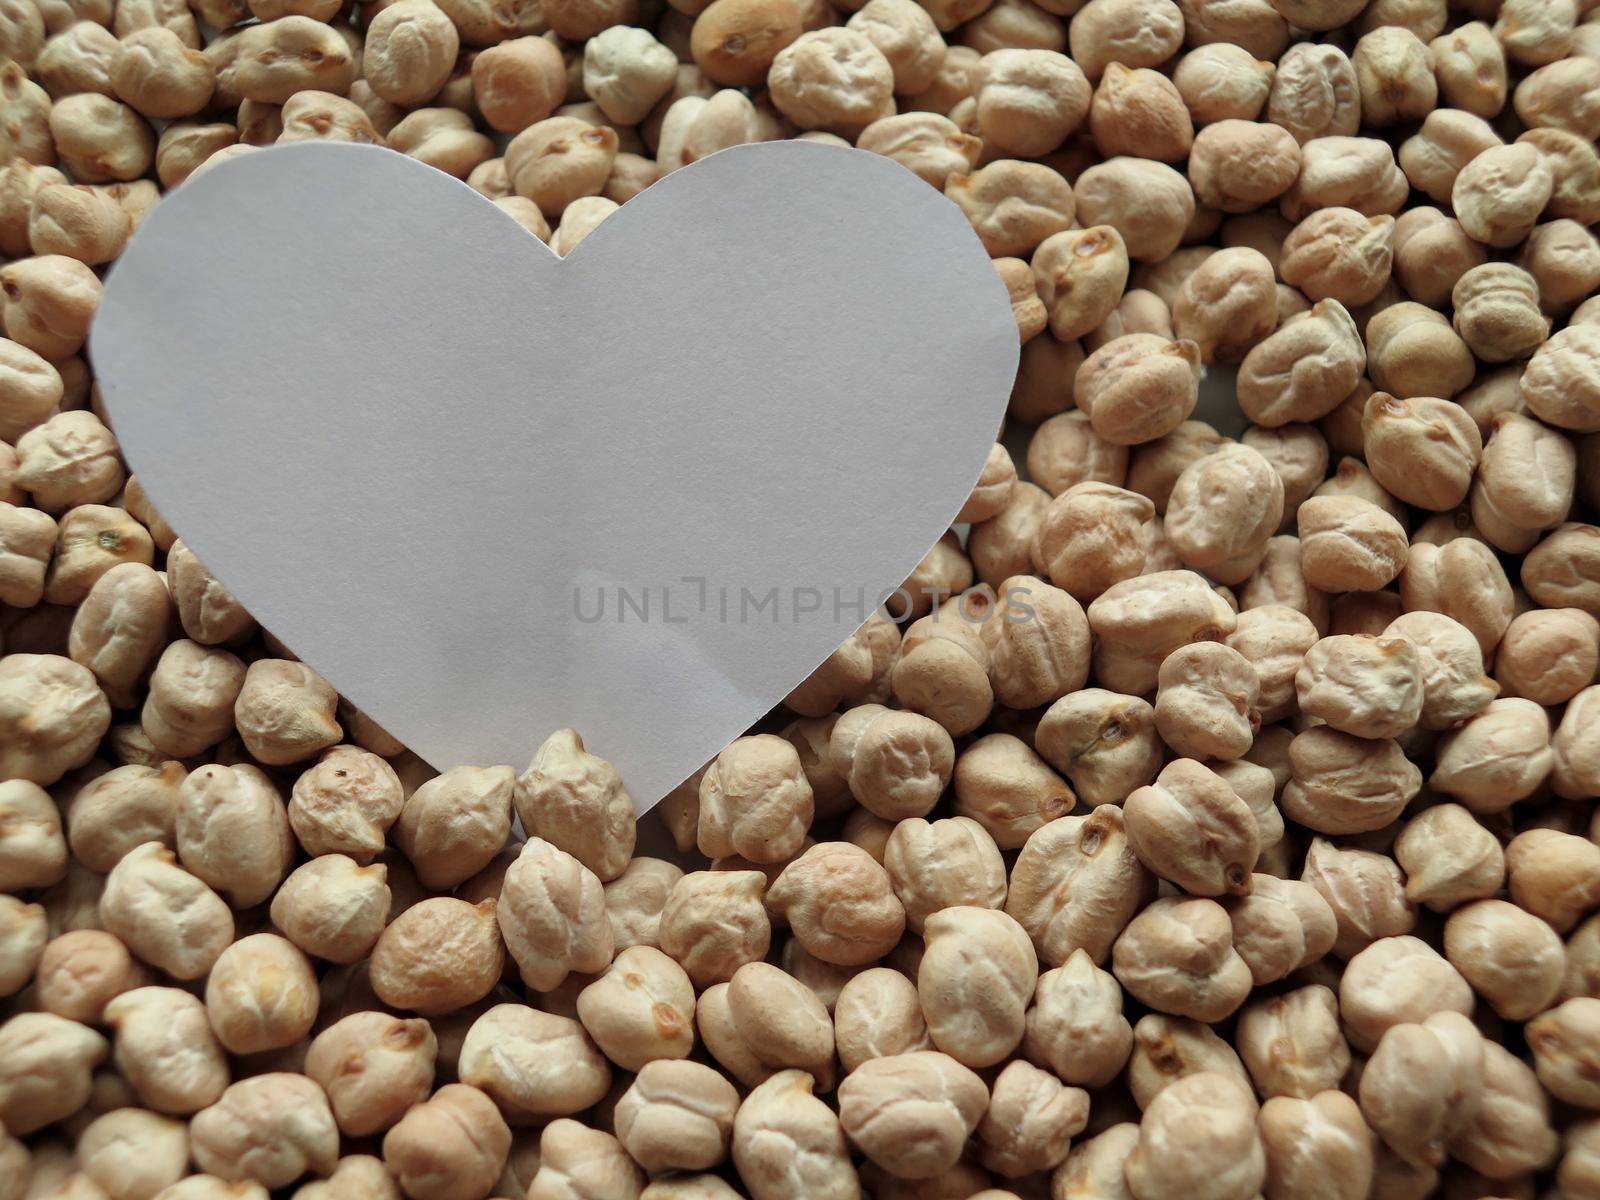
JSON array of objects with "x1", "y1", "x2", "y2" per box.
[{"x1": 92, "y1": 140, "x2": 1018, "y2": 808}]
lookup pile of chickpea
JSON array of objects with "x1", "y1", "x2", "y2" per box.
[{"x1": 3, "y1": 0, "x2": 1600, "y2": 1195}]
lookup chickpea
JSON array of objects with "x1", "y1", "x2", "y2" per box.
[
  {"x1": 1506, "y1": 827, "x2": 1600, "y2": 932},
  {"x1": 833, "y1": 967, "x2": 930, "y2": 1072},
  {"x1": 1445, "y1": 142, "x2": 1554, "y2": 250},
  {"x1": 1526, "y1": 997, "x2": 1600, "y2": 1111},
  {"x1": 1341, "y1": 934, "x2": 1475, "y2": 1054},
  {"x1": 1389, "y1": 208, "x2": 1486, "y2": 310},
  {"x1": 1294, "y1": 495, "x2": 1406, "y2": 593},
  {"x1": 1124, "y1": 756, "x2": 1257, "y2": 896},
  {"x1": 1425, "y1": 21, "x2": 1505, "y2": 118},
  {"x1": 0, "y1": 894, "x2": 46, "y2": 997},
  {"x1": 950, "y1": 732, "x2": 1072, "y2": 849},
  {"x1": 62, "y1": 565, "x2": 170, "y2": 713},
  {"x1": 1055, "y1": 1124, "x2": 1141, "y2": 1200},
  {"x1": 846, "y1": 0, "x2": 943, "y2": 95},
  {"x1": 1279, "y1": 208, "x2": 1394, "y2": 309},
  {"x1": 613, "y1": 1060, "x2": 738, "y2": 1174},
  {"x1": 836, "y1": 1051, "x2": 988, "y2": 1180},
  {"x1": 1394, "y1": 803, "x2": 1504, "y2": 913},
  {"x1": 458, "y1": 1003, "x2": 610, "y2": 1122},
  {"x1": 916, "y1": 906, "x2": 1036, "y2": 1068},
  {"x1": 1349, "y1": 26, "x2": 1435, "y2": 127},
  {"x1": 1112, "y1": 896, "x2": 1252, "y2": 1022},
  {"x1": 99, "y1": 842, "x2": 232, "y2": 980},
  {"x1": 1263, "y1": 43, "x2": 1356, "y2": 147},
  {"x1": 1124, "y1": 1071, "x2": 1264, "y2": 1200},
  {"x1": 946, "y1": 160, "x2": 1074, "y2": 260},
  {"x1": 270, "y1": 855, "x2": 389, "y2": 964},
  {"x1": 12, "y1": 411, "x2": 119, "y2": 514},
  {"x1": 469, "y1": 37, "x2": 565, "y2": 135},
  {"x1": 1448, "y1": 1039, "x2": 1559, "y2": 1180},
  {"x1": 140, "y1": 641, "x2": 244, "y2": 759},
  {"x1": 1398, "y1": 111, "x2": 1501, "y2": 207},
  {"x1": 233, "y1": 660, "x2": 341, "y2": 766},
  {"x1": 1430, "y1": 696, "x2": 1552, "y2": 813},
  {"x1": 882, "y1": 816, "x2": 1005, "y2": 933},
  {"x1": 978, "y1": 1059, "x2": 1087, "y2": 1178},
  {"x1": 291, "y1": 1158, "x2": 397, "y2": 1200},
  {"x1": 767, "y1": 29, "x2": 893, "y2": 136},
  {"x1": 1067, "y1": 0, "x2": 1184, "y2": 82},
  {"x1": 1089, "y1": 63, "x2": 1191, "y2": 161},
  {"x1": 1174, "y1": 43, "x2": 1274, "y2": 127},
  {"x1": 189, "y1": 1074, "x2": 338, "y2": 1190},
  {"x1": 1443, "y1": 898, "x2": 1564, "y2": 1021},
  {"x1": 1555, "y1": 686, "x2": 1600, "y2": 801},
  {"x1": 731, "y1": 1070, "x2": 856, "y2": 1200},
  {"x1": 369, "y1": 897, "x2": 503, "y2": 1016},
  {"x1": 1260, "y1": 1090, "x2": 1374, "y2": 1200},
  {"x1": 175, "y1": 763, "x2": 292, "y2": 909},
  {"x1": 571, "y1": 945, "x2": 693, "y2": 1071},
  {"x1": 1076, "y1": 158, "x2": 1194, "y2": 264},
  {"x1": 1031, "y1": 226, "x2": 1130, "y2": 342},
  {"x1": 0, "y1": 255, "x2": 101, "y2": 362},
  {"x1": 766, "y1": 842, "x2": 904, "y2": 966},
  {"x1": 889, "y1": 613, "x2": 993, "y2": 735},
  {"x1": 1034, "y1": 688, "x2": 1160, "y2": 808},
  {"x1": 1301, "y1": 837, "x2": 1413, "y2": 959},
  {"x1": 1087, "y1": 569, "x2": 1237, "y2": 693},
  {"x1": 34, "y1": 929, "x2": 145, "y2": 1024},
  {"x1": 1357, "y1": 1009, "x2": 1484, "y2": 1170},
  {"x1": 695, "y1": 733, "x2": 812, "y2": 865},
  {"x1": 1231, "y1": 985, "x2": 1343, "y2": 1105},
  {"x1": 506, "y1": 117, "x2": 619, "y2": 217},
  {"x1": 102, "y1": 987, "x2": 227, "y2": 1115},
  {"x1": 1071, "y1": 334, "x2": 1200, "y2": 449},
  {"x1": 381, "y1": 1083, "x2": 510, "y2": 1200},
  {"x1": 523, "y1": 1120, "x2": 641, "y2": 1200}
]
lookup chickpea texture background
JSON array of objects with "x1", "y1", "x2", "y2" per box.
[{"x1": 6, "y1": 0, "x2": 1600, "y2": 1195}]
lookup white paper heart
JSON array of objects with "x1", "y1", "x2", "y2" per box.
[{"x1": 91, "y1": 140, "x2": 1017, "y2": 807}]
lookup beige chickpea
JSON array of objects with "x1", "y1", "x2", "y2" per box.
[
  {"x1": 917, "y1": 906, "x2": 1036, "y2": 1068},
  {"x1": 1555, "y1": 685, "x2": 1600, "y2": 802},
  {"x1": 1390, "y1": 208, "x2": 1485, "y2": 309},
  {"x1": 1053, "y1": 1123, "x2": 1141, "y2": 1200},
  {"x1": 175, "y1": 763, "x2": 292, "y2": 908},
  {"x1": 1448, "y1": 142, "x2": 1553, "y2": 249},
  {"x1": 946, "y1": 160, "x2": 1074, "y2": 260},
  {"x1": 1506, "y1": 827, "x2": 1600, "y2": 932},
  {"x1": 513, "y1": 728, "x2": 633, "y2": 881},
  {"x1": 493, "y1": 195, "x2": 551, "y2": 242},
  {"x1": 1300, "y1": 837, "x2": 1413, "y2": 959},
  {"x1": 1358, "y1": 1010, "x2": 1483, "y2": 1169},
  {"x1": 102, "y1": 987, "x2": 226, "y2": 1116},
  {"x1": 1358, "y1": 392, "x2": 1481, "y2": 513},
  {"x1": 0, "y1": 255, "x2": 100, "y2": 361},
  {"x1": 1400, "y1": 540, "x2": 1514, "y2": 661},
  {"x1": 233, "y1": 660, "x2": 341, "y2": 766},
  {"x1": 13, "y1": 412, "x2": 120, "y2": 514},
  {"x1": 1072, "y1": 334, "x2": 1200, "y2": 448},
  {"x1": 1034, "y1": 688, "x2": 1160, "y2": 807},
  {"x1": 470, "y1": 37, "x2": 565, "y2": 134},
  {"x1": 275, "y1": 91, "x2": 384, "y2": 146},
  {"x1": 1028, "y1": 412, "x2": 1130, "y2": 502},
  {"x1": 27, "y1": 184, "x2": 130, "y2": 266},
  {"x1": 578, "y1": 25, "x2": 674, "y2": 127},
  {"x1": 1067, "y1": 0, "x2": 1183, "y2": 81},
  {"x1": 1221, "y1": 605, "x2": 1312, "y2": 725},
  {"x1": 687, "y1": 0, "x2": 800, "y2": 89},
  {"x1": 1341, "y1": 934, "x2": 1475, "y2": 1052},
  {"x1": 1448, "y1": 1039, "x2": 1560, "y2": 1180},
  {"x1": 766, "y1": 841, "x2": 904, "y2": 966},
  {"x1": 1444, "y1": 898, "x2": 1564, "y2": 1021},
  {"x1": 697, "y1": 734, "x2": 812, "y2": 865},
  {"x1": 889, "y1": 615, "x2": 992, "y2": 736},
  {"x1": 882, "y1": 816, "x2": 1005, "y2": 934},
  {"x1": 766, "y1": 28, "x2": 893, "y2": 136},
  {"x1": 827, "y1": 705, "x2": 950, "y2": 821},
  {"x1": 388, "y1": 109, "x2": 498, "y2": 180},
  {"x1": 1086, "y1": 568, "x2": 1237, "y2": 693},
  {"x1": 290, "y1": 1157, "x2": 398, "y2": 1200},
  {"x1": 270, "y1": 855, "x2": 389, "y2": 964},
  {"x1": 845, "y1": 0, "x2": 943, "y2": 95},
  {"x1": 1363, "y1": 304, "x2": 1474, "y2": 402},
  {"x1": 603, "y1": 856, "x2": 682, "y2": 952},
  {"x1": 972, "y1": 49, "x2": 1088, "y2": 158},
  {"x1": 458, "y1": 1004, "x2": 610, "y2": 1122},
  {"x1": 188, "y1": 1074, "x2": 338, "y2": 1190},
  {"x1": 730, "y1": 1070, "x2": 855, "y2": 1200},
  {"x1": 495, "y1": 836, "x2": 611, "y2": 993},
  {"x1": 0, "y1": 53, "x2": 53, "y2": 164},
  {"x1": 1522, "y1": 128, "x2": 1600, "y2": 229},
  {"x1": 141, "y1": 641, "x2": 244, "y2": 759},
  {"x1": 360, "y1": 0, "x2": 455, "y2": 106},
  {"x1": 1521, "y1": 324, "x2": 1600, "y2": 434},
  {"x1": 228, "y1": 17, "x2": 353, "y2": 107},
  {"x1": 1279, "y1": 208, "x2": 1393, "y2": 309},
  {"x1": 1514, "y1": 55, "x2": 1600, "y2": 142},
  {"x1": 1165, "y1": 442, "x2": 1283, "y2": 582},
  {"x1": 0, "y1": 335, "x2": 63, "y2": 443},
  {"x1": 1124, "y1": 1072, "x2": 1264, "y2": 1200},
  {"x1": 1112, "y1": 896, "x2": 1252, "y2": 1022},
  {"x1": 659, "y1": 869, "x2": 769, "y2": 988},
  {"x1": 110, "y1": 27, "x2": 212, "y2": 120},
  {"x1": 1076, "y1": 158, "x2": 1194, "y2": 266},
  {"x1": 524, "y1": 1120, "x2": 641, "y2": 1200},
  {"x1": 1349, "y1": 26, "x2": 1435, "y2": 127},
  {"x1": 833, "y1": 967, "x2": 930, "y2": 1072},
  {"x1": 74, "y1": 1108, "x2": 188, "y2": 1200},
  {"x1": 0, "y1": 1012, "x2": 105, "y2": 1139},
  {"x1": 1525, "y1": 524, "x2": 1600, "y2": 617},
  {"x1": 0, "y1": 776, "x2": 65, "y2": 890},
  {"x1": 1497, "y1": 609, "x2": 1598, "y2": 705},
  {"x1": 391, "y1": 765, "x2": 512, "y2": 891},
  {"x1": 1171, "y1": 248, "x2": 1275, "y2": 368},
  {"x1": 1019, "y1": 950, "x2": 1128, "y2": 1090},
  {"x1": 1527, "y1": 997, "x2": 1600, "y2": 1110},
  {"x1": 42, "y1": 93, "x2": 149, "y2": 184},
  {"x1": 1394, "y1": 803, "x2": 1503, "y2": 913},
  {"x1": 1184, "y1": 120, "x2": 1297, "y2": 216},
  {"x1": 1425, "y1": 21, "x2": 1505, "y2": 118},
  {"x1": 1124, "y1": 756, "x2": 1258, "y2": 897},
  {"x1": 978, "y1": 1059, "x2": 1087, "y2": 1179},
  {"x1": 711, "y1": 960, "x2": 835, "y2": 1087},
  {"x1": 1239, "y1": 306, "x2": 1363, "y2": 430},
  {"x1": 99, "y1": 842, "x2": 232, "y2": 980},
  {"x1": 204, "y1": 934, "x2": 318, "y2": 1056},
  {"x1": 1472, "y1": 413, "x2": 1575, "y2": 553},
  {"x1": 67, "y1": 565, "x2": 171, "y2": 712},
  {"x1": 1293, "y1": 634, "x2": 1422, "y2": 740},
  {"x1": 1445, "y1": 264, "x2": 1548, "y2": 370},
  {"x1": 0, "y1": 501, "x2": 55, "y2": 608},
  {"x1": 1083, "y1": 287, "x2": 1175, "y2": 356},
  {"x1": 1235, "y1": 984, "x2": 1348, "y2": 1102},
  {"x1": 1281, "y1": 135, "x2": 1407, "y2": 222},
  {"x1": 1562, "y1": 1119, "x2": 1600, "y2": 1200},
  {"x1": 1520, "y1": 219, "x2": 1600, "y2": 316},
  {"x1": 1225, "y1": 873, "x2": 1335, "y2": 985},
  {"x1": 1174, "y1": 43, "x2": 1274, "y2": 127},
  {"x1": 0, "y1": 893, "x2": 46, "y2": 997},
  {"x1": 369, "y1": 897, "x2": 503, "y2": 1015},
  {"x1": 34, "y1": 929, "x2": 144, "y2": 1025},
  {"x1": 1296, "y1": 495, "x2": 1407, "y2": 593},
  {"x1": 952, "y1": 732, "x2": 1073, "y2": 850},
  {"x1": 860, "y1": 113, "x2": 982, "y2": 191},
  {"x1": 43, "y1": 504, "x2": 154, "y2": 606},
  {"x1": 1008, "y1": 805, "x2": 1153, "y2": 969},
  {"x1": 380, "y1": 1083, "x2": 510, "y2": 1200},
  {"x1": 1264, "y1": 43, "x2": 1357, "y2": 147},
  {"x1": 1130, "y1": 1013, "x2": 1251, "y2": 1111},
  {"x1": 575, "y1": 945, "x2": 694, "y2": 1070},
  {"x1": 1431, "y1": 697, "x2": 1552, "y2": 812},
  {"x1": 836, "y1": 1050, "x2": 987, "y2": 1180},
  {"x1": 613, "y1": 1061, "x2": 738, "y2": 1174},
  {"x1": 1031, "y1": 226, "x2": 1130, "y2": 343},
  {"x1": 506, "y1": 117, "x2": 619, "y2": 218},
  {"x1": 1088, "y1": 63, "x2": 1189, "y2": 162},
  {"x1": 1259, "y1": 1091, "x2": 1373, "y2": 1200}
]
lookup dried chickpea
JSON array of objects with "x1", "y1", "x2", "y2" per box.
[
  {"x1": 204, "y1": 933, "x2": 318, "y2": 1056},
  {"x1": 1259, "y1": 1091, "x2": 1373, "y2": 1200},
  {"x1": 1351, "y1": 26, "x2": 1435, "y2": 126},
  {"x1": 1505, "y1": 827, "x2": 1600, "y2": 932},
  {"x1": 496, "y1": 836, "x2": 611, "y2": 992},
  {"x1": 833, "y1": 967, "x2": 930, "y2": 1071},
  {"x1": 1444, "y1": 898, "x2": 1564, "y2": 1020},
  {"x1": 613, "y1": 1060, "x2": 738, "y2": 1174},
  {"x1": 978, "y1": 1059, "x2": 1087, "y2": 1178},
  {"x1": 1301, "y1": 837, "x2": 1414, "y2": 959},
  {"x1": 1555, "y1": 685, "x2": 1600, "y2": 801},
  {"x1": 506, "y1": 116, "x2": 619, "y2": 217},
  {"x1": 918, "y1": 906, "x2": 1036, "y2": 1068},
  {"x1": 190, "y1": 1074, "x2": 338, "y2": 1190},
  {"x1": 704, "y1": 959, "x2": 834, "y2": 1087},
  {"x1": 524, "y1": 1120, "x2": 641, "y2": 1200},
  {"x1": 827, "y1": 705, "x2": 950, "y2": 820},
  {"x1": 0, "y1": 254, "x2": 101, "y2": 361},
  {"x1": 846, "y1": 0, "x2": 943, "y2": 95},
  {"x1": 1266, "y1": 42, "x2": 1358, "y2": 146},
  {"x1": 698, "y1": 734, "x2": 813, "y2": 864},
  {"x1": 1089, "y1": 63, "x2": 1191, "y2": 161},
  {"x1": 1124, "y1": 756, "x2": 1258, "y2": 897},
  {"x1": 1431, "y1": 21, "x2": 1506, "y2": 118},
  {"x1": 767, "y1": 841, "x2": 904, "y2": 965},
  {"x1": 1342, "y1": 934, "x2": 1474, "y2": 1052},
  {"x1": 883, "y1": 815, "x2": 1005, "y2": 932},
  {"x1": 836, "y1": 1050, "x2": 988, "y2": 1180},
  {"x1": 0, "y1": 894, "x2": 46, "y2": 997},
  {"x1": 971, "y1": 49, "x2": 1088, "y2": 157},
  {"x1": 1031, "y1": 226, "x2": 1130, "y2": 343},
  {"x1": 232, "y1": 660, "x2": 341, "y2": 766},
  {"x1": 176, "y1": 763, "x2": 292, "y2": 908},
  {"x1": 1390, "y1": 208, "x2": 1485, "y2": 309},
  {"x1": 1076, "y1": 158, "x2": 1194, "y2": 265},
  {"x1": 1067, "y1": 0, "x2": 1184, "y2": 82},
  {"x1": 102, "y1": 987, "x2": 227, "y2": 1115},
  {"x1": 270, "y1": 855, "x2": 389, "y2": 964},
  {"x1": 1527, "y1": 997, "x2": 1600, "y2": 1110},
  {"x1": 1358, "y1": 1010, "x2": 1483, "y2": 1169},
  {"x1": 1431, "y1": 697, "x2": 1552, "y2": 812},
  {"x1": 471, "y1": 37, "x2": 565, "y2": 134},
  {"x1": 1175, "y1": 43, "x2": 1274, "y2": 126},
  {"x1": 1401, "y1": 538, "x2": 1514, "y2": 659},
  {"x1": 952, "y1": 732, "x2": 1073, "y2": 849},
  {"x1": 1394, "y1": 803, "x2": 1504, "y2": 913},
  {"x1": 381, "y1": 1083, "x2": 510, "y2": 1200},
  {"x1": 370, "y1": 897, "x2": 504, "y2": 1015},
  {"x1": 459, "y1": 1003, "x2": 610, "y2": 1121},
  {"x1": 100, "y1": 843, "x2": 232, "y2": 981},
  {"x1": 1297, "y1": 495, "x2": 1408, "y2": 592},
  {"x1": 1072, "y1": 334, "x2": 1200, "y2": 447},
  {"x1": 140, "y1": 641, "x2": 243, "y2": 759},
  {"x1": 1399, "y1": 110, "x2": 1501, "y2": 205},
  {"x1": 1124, "y1": 1071, "x2": 1264, "y2": 1200},
  {"x1": 1087, "y1": 569, "x2": 1237, "y2": 693},
  {"x1": 731, "y1": 1070, "x2": 856, "y2": 1200},
  {"x1": 767, "y1": 28, "x2": 893, "y2": 136},
  {"x1": 946, "y1": 160, "x2": 1074, "y2": 259},
  {"x1": 1034, "y1": 688, "x2": 1160, "y2": 806},
  {"x1": 1280, "y1": 208, "x2": 1393, "y2": 308},
  {"x1": 660, "y1": 870, "x2": 770, "y2": 987},
  {"x1": 889, "y1": 613, "x2": 992, "y2": 735},
  {"x1": 1447, "y1": 1039, "x2": 1559, "y2": 1180},
  {"x1": 1112, "y1": 896, "x2": 1252, "y2": 1021}
]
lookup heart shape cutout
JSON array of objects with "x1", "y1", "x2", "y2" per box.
[{"x1": 91, "y1": 140, "x2": 1017, "y2": 807}]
